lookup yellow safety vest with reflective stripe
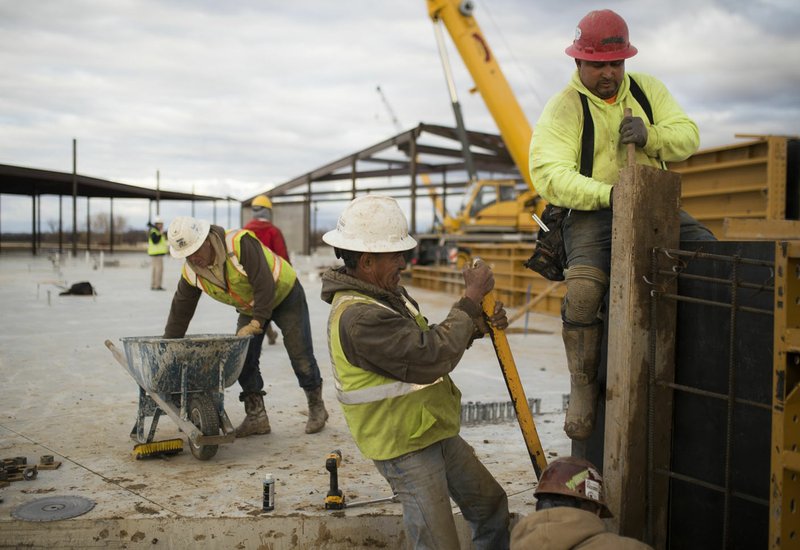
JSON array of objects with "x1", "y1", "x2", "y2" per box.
[
  {"x1": 328, "y1": 290, "x2": 461, "y2": 460},
  {"x1": 147, "y1": 228, "x2": 168, "y2": 256},
  {"x1": 181, "y1": 229, "x2": 296, "y2": 315}
]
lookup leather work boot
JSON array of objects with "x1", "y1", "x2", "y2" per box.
[
  {"x1": 235, "y1": 392, "x2": 271, "y2": 438},
  {"x1": 562, "y1": 322, "x2": 603, "y2": 441},
  {"x1": 304, "y1": 384, "x2": 329, "y2": 434}
]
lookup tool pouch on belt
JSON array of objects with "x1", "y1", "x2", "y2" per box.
[{"x1": 524, "y1": 205, "x2": 568, "y2": 281}]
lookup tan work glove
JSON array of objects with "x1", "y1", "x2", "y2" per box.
[{"x1": 236, "y1": 319, "x2": 263, "y2": 337}]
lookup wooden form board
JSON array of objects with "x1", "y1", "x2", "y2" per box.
[
  {"x1": 722, "y1": 218, "x2": 800, "y2": 240},
  {"x1": 604, "y1": 163, "x2": 681, "y2": 542}
]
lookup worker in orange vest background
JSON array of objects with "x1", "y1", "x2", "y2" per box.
[{"x1": 244, "y1": 195, "x2": 290, "y2": 345}]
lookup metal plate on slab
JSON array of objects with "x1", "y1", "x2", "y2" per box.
[{"x1": 12, "y1": 495, "x2": 95, "y2": 522}]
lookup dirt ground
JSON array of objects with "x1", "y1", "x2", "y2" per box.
[{"x1": 0, "y1": 248, "x2": 570, "y2": 548}]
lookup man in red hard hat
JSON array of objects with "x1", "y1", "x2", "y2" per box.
[
  {"x1": 529, "y1": 10, "x2": 715, "y2": 441},
  {"x1": 510, "y1": 457, "x2": 653, "y2": 548},
  {"x1": 244, "y1": 194, "x2": 290, "y2": 345}
]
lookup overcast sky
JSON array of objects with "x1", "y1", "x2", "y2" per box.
[{"x1": 1, "y1": 0, "x2": 799, "y2": 234}]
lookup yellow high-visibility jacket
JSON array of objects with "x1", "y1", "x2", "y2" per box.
[{"x1": 529, "y1": 71, "x2": 699, "y2": 211}]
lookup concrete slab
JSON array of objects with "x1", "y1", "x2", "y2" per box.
[{"x1": 0, "y1": 249, "x2": 569, "y2": 548}]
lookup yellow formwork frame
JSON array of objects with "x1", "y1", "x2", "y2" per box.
[{"x1": 770, "y1": 241, "x2": 800, "y2": 548}]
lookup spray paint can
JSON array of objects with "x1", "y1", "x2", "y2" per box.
[{"x1": 262, "y1": 473, "x2": 275, "y2": 511}]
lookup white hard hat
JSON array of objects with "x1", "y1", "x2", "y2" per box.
[
  {"x1": 167, "y1": 216, "x2": 211, "y2": 258},
  {"x1": 322, "y1": 195, "x2": 417, "y2": 253},
  {"x1": 154, "y1": 216, "x2": 164, "y2": 224}
]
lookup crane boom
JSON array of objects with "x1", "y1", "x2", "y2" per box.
[{"x1": 426, "y1": 0, "x2": 535, "y2": 193}]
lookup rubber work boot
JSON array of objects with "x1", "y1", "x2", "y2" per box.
[
  {"x1": 562, "y1": 322, "x2": 603, "y2": 441},
  {"x1": 235, "y1": 392, "x2": 271, "y2": 438},
  {"x1": 304, "y1": 384, "x2": 329, "y2": 434}
]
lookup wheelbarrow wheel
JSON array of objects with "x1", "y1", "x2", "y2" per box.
[{"x1": 187, "y1": 394, "x2": 220, "y2": 460}]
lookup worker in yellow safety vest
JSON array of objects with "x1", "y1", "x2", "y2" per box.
[
  {"x1": 163, "y1": 216, "x2": 328, "y2": 437},
  {"x1": 320, "y1": 195, "x2": 511, "y2": 549},
  {"x1": 147, "y1": 217, "x2": 168, "y2": 291}
]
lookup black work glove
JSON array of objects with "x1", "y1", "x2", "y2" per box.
[{"x1": 619, "y1": 116, "x2": 648, "y2": 147}]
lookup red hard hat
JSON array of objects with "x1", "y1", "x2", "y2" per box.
[
  {"x1": 565, "y1": 9, "x2": 637, "y2": 62},
  {"x1": 534, "y1": 456, "x2": 612, "y2": 517}
]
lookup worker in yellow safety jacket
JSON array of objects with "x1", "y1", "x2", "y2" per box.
[
  {"x1": 163, "y1": 216, "x2": 328, "y2": 437},
  {"x1": 529, "y1": 9, "x2": 715, "y2": 441},
  {"x1": 147, "y1": 217, "x2": 168, "y2": 290},
  {"x1": 320, "y1": 195, "x2": 511, "y2": 549}
]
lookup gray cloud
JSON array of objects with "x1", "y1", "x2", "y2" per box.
[{"x1": 1, "y1": 0, "x2": 798, "y2": 232}]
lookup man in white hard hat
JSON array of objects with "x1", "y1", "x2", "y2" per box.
[
  {"x1": 528, "y1": 9, "x2": 715, "y2": 441},
  {"x1": 163, "y1": 216, "x2": 328, "y2": 436},
  {"x1": 147, "y1": 216, "x2": 168, "y2": 291},
  {"x1": 320, "y1": 195, "x2": 511, "y2": 549},
  {"x1": 244, "y1": 194, "x2": 290, "y2": 345}
]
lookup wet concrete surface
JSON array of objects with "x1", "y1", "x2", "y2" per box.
[{"x1": 0, "y1": 249, "x2": 569, "y2": 548}]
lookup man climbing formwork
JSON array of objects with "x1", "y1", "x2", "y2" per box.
[{"x1": 529, "y1": 9, "x2": 715, "y2": 441}]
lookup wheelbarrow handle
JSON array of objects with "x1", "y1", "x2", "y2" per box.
[{"x1": 105, "y1": 340, "x2": 129, "y2": 369}]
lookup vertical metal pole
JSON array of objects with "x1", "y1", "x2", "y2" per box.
[
  {"x1": 36, "y1": 192, "x2": 41, "y2": 253},
  {"x1": 110, "y1": 198, "x2": 115, "y2": 254},
  {"x1": 213, "y1": 201, "x2": 217, "y2": 225},
  {"x1": 72, "y1": 138, "x2": 78, "y2": 257},
  {"x1": 722, "y1": 257, "x2": 740, "y2": 549},
  {"x1": 313, "y1": 202, "x2": 318, "y2": 241},
  {"x1": 350, "y1": 158, "x2": 357, "y2": 200},
  {"x1": 410, "y1": 133, "x2": 418, "y2": 235},
  {"x1": 58, "y1": 195, "x2": 63, "y2": 253},
  {"x1": 31, "y1": 194, "x2": 36, "y2": 256},
  {"x1": 304, "y1": 190, "x2": 311, "y2": 255},
  {"x1": 442, "y1": 170, "x2": 448, "y2": 221},
  {"x1": 156, "y1": 170, "x2": 161, "y2": 216},
  {"x1": 86, "y1": 196, "x2": 90, "y2": 251}
]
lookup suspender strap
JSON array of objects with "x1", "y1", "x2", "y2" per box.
[
  {"x1": 578, "y1": 93, "x2": 594, "y2": 178},
  {"x1": 628, "y1": 77, "x2": 654, "y2": 124},
  {"x1": 578, "y1": 76, "x2": 655, "y2": 178}
]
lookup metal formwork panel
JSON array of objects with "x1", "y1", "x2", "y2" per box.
[
  {"x1": 659, "y1": 242, "x2": 773, "y2": 550},
  {"x1": 578, "y1": 241, "x2": 775, "y2": 549},
  {"x1": 770, "y1": 241, "x2": 800, "y2": 549},
  {"x1": 670, "y1": 137, "x2": 799, "y2": 239}
]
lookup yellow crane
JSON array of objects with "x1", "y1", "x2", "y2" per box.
[{"x1": 416, "y1": 0, "x2": 543, "y2": 265}]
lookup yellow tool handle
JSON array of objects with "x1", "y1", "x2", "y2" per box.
[{"x1": 482, "y1": 290, "x2": 548, "y2": 479}]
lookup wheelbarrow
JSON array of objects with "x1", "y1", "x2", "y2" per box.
[{"x1": 105, "y1": 334, "x2": 250, "y2": 460}]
